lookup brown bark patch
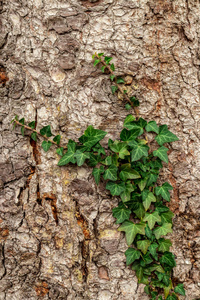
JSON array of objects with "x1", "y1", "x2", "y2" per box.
[
  {"x1": 168, "y1": 161, "x2": 179, "y2": 214},
  {"x1": 0, "y1": 68, "x2": 9, "y2": 86},
  {"x1": 43, "y1": 193, "x2": 58, "y2": 225},
  {"x1": 0, "y1": 227, "x2": 9, "y2": 241},
  {"x1": 76, "y1": 211, "x2": 90, "y2": 239},
  {"x1": 142, "y1": 78, "x2": 161, "y2": 94},
  {"x1": 35, "y1": 281, "x2": 49, "y2": 297},
  {"x1": 30, "y1": 139, "x2": 41, "y2": 165},
  {"x1": 80, "y1": 0, "x2": 102, "y2": 8},
  {"x1": 98, "y1": 266, "x2": 110, "y2": 280}
]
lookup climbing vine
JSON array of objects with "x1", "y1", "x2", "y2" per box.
[{"x1": 12, "y1": 53, "x2": 185, "y2": 300}]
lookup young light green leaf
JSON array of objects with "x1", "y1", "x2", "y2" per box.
[
  {"x1": 101, "y1": 66, "x2": 106, "y2": 73},
  {"x1": 92, "y1": 166, "x2": 104, "y2": 185},
  {"x1": 158, "y1": 239, "x2": 172, "y2": 252},
  {"x1": 174, "y1": 284, "x2": 185, "y2": 296},
  {"x1": 58, "y1": 140, "x2": 76, "y2": 166},
  {"x1": 125, "y1": 103, "x2": 131, "y2": 110},
  {"x1": 153, "y1": 146, "x2": 169, "y2": 163},
  {"x1": 138, "y1": 178, "x2": 147, "y2": 191},
  {"x1": 74, "y1": 150, "x2": 90, "y2": 166},
  {"x1": 142, "y1": 191, "x2": 156, "y2": 210},
  {"x1": 41, "y1": 141, "x2": 52, "y2": 152},
  {"x1": 103, "y1": 164, "x2": 118, "y2": 181},
  {"x1": 94, "y1": 59, "x2": 100, "y2": 66},
  {"x1": 155, "y1": 182, "x2": 173, "y2": 202},
  {"x1": 21, "y1": 126, "x2": 25, "y2": 136},
  {"x1": 31, "y1": 132, "x2": 37, "y2": 141},
  {"x1": 164, "y1": 280, "x2": 173, "y2": 298},
  {"x1": 106, "y1": 181, "x2": 126, "y2": 196},
  {"x1": 131, "y1": 142, "x2": 149, "y2": 162},
  {"x1": 123, "y1": 115, "x2": 135, "y2": 126},
  {"x1": 137, "y1": 240, "x2": 151, "y2": 254},
  {"x1": 145, "y1": 121, "x2": 159, "y2": 134},
  {"x1": 53, "y1": 135, "x2": 61, "y2": 145},
  {"x1": 56, "y1": 147, "x2": 64, "y2": 156},
  {"x1": 159, "y1": 251, "x2": 176, "y2": 268},
  {"x1": 143, "y1": 212, "x2": 161, "y2": 230},
  {"x1": 40, "y1": 125, "x2": 52, "y2": 137},
  {"x1": 109, "y1": 141, "x2": 130, "y2": 159},
  {"x1": 112, "y1": 202, "x2": 131, "y2": 224},
  {"x1": 125, "y1": 248, "x2": 141, "y2": 265},
  {"x1": 118, "y1": 221, "x2": 146, "y2": 245},
  {"x1": 154, "y1": 223, "x2": 172, "y2": 240},
  {"x1": 98, "y1": 53, "x2": 104, "y2": 57},
  {"x1": 155, "y1": 125, "x2": 179, "y2": 146},
  {"x1": 119, "y1": 164, "x2": 141, "y2": 181},
  {"x1": 110, "y1": 74, "x2": 115, "y2": 81},
  {"x1": 111, "y1": 85, "x2": 118, "y2": 94},
  {"x1": 104, "y1": 56, "x2": 112, "y2": 64}
]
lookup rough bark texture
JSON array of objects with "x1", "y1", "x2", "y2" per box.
[{"x1": 0, "y1": 0, "x2": 200, "y2": 299}]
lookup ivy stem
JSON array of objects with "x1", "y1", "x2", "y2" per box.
[
  {"x1": 95, "y1": 54, "x2": 139, "y2": 119},
  {"x1": 14, "y1": 120, "x2": 68, "y2": 149}
]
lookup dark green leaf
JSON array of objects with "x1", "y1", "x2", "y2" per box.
[
  {"x1": 112, "y1": 202, "x2": 131, "y2": 224},
  {"x1": 40, "y1": 125, "x2": 52, "y2": 137},
  {"x1": 103, "y1": 164, "x2": 118, "y2": 181},
  {"x1": 41, "y1": 140, "x2": 52, "y2": 152},
  {"x1": 159, "y1": 252, "x2": 176, "y2": 268},
  {"x1": 101, "y1": 66, "x2": 106, "y2": 73},
  {"x1": 111, "y1": 85, "x2": 118, "y2": 94},
  {"x1": 110, "y1": 74, "x2": 115, "y2": 81},
  {"x1": 58, "y1": 140, "x2": 76, "y2": 166},
  {"x1": 155, "y1": 125, "x2": 179, "y2": 146},
  {"x1": 149, "y1": 243, "x2": 158, "y2": 260},
  {"x1": 174, "y1": 284, "x2": 185, "y2": 296},
  {"x1": 104, "y1": 56, "x2": 112, "y2": 64},
  {"x1": 19, "y1": 118, "x2": 25, "y2": 125},
  {"x1": 166, "y1": 294, "x2": 178, "y2": 300},
  {"x1": 155, "y1": 182, "x2": 173, "y2": 202},
  {"x1": 160, "y1": 211, "x2": 174, "y2": 224},
  {"x1": 133, "y1": 203, "x2": 145, "y2": 219},
  {"x1": 110, "y1": 63, "x2": 115, "y2": 71},
  {"x1": 56, "y1": 147, "x2": 64, "y2": 156},
  {"x1": 92, "y1": 166, "x2": 104, "y2": 185},
  {"x1": 118, "y1": 221, "x2": 146, "y2": 245},
  {"x1": 153, "y1": 146, "x2": 169, "y2": 163},
  {"x1": 144, "y1": 285, "x2": 150, "y2": 295},
  {"x1": 145, "y1": 121, "x2": 159, "y2": 134},
  {"x1": 74, "y1": 150, "x2": 90, "y2": 166},
  {"x1": 106, "y1": 181, "x2": 126, "y2": 196},
  {"x1": 109, "y1": 141, "x2": 130, "y2": 159},
  {"x1": 120, "y1": 128, "x2": 141, "y2": 141},
  {"x1": 81, "y1": 125, "x2": 107, "y2": 149},
  {"x1": 94, "y1": 59, "x2": 100, "y2": 66},
  {"x1": 98, "y1": 53, "x2": 104, "y2": 57},
  {"x1": 88, "y1": 153, "x2": 101, "y2": 167},
  {"x1": 130, "y1": 141, "x2": 149, "y2": 162},
  {"x1": 125, "y1": 247, "x2": 141, "y2": 265},
  {"x1": 31, "y1": 132, "x2": 37, "y2": 141},
  {"x1": 21, "y1": 126, "x2": 25, "y2": 136},
  {"x1": 117, "y1": 77, "x2": 125, "y2": 84},
  {"x1": 125, "y1": 103, "x2": 131, "y2": 110},
  {"x1": 120, "y1": 181, "x2": 135, "y2": 202},
  {"x1": 53, "y1": 135, "x2": 61, "y2": 145},
  {"x1": 28, "y1": 121, "x2": 36, "y2": 129},
  {"x1": 119, "y1": 164, "x2": 141, "y2": 181}
]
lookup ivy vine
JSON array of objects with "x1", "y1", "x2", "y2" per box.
[{"x1": 12, "y1": 53, "x2": 186, "y2": 300}]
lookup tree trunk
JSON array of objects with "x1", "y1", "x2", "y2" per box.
[{"x1": 0, "y1": 0, "x2": 200, "y2": 299}]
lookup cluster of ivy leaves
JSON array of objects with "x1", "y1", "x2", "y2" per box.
[{"x1": 12, "y1": 53, "x2": 186, "y2": 300}]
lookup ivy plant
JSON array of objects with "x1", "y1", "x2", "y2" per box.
[{"x1": 11, "y1": 53, "x2": 186, "y2": 300}]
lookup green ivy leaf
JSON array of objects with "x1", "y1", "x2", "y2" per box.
[
  {"x1": 31, "y1": 132, "x2": 37, "y2": 141},
  {"x1": 153, "y1": 146, "x2": 169, "y2": 163},
  {"x1": 119, "y1": 164, "x2": 141, "y2": 181},
  {"x1": 21, "y1": 126, "x2": 25, "y2": 136},
  {"x1": 138, "y1": 178, "x2": 147, "y2": 191},
  {"x1": 118, "y1": 221, "x2": 146, "y2": 245},
  {"x1": 110, "y1": 74, "x2": 115, "y2": 81},
  {"x1": 143, "y1": 212, "x2": 161, "y2": 230},
  {"x1": 133, "y1": 203, "x2": 145, "y2": 219},
  {"x1": 92, "y1": 166, "x2": 104, "y2": 185},
  {"x1": 81, "y1": 125, "x2": 107, "y2": 149},
  {"x1": 154, "y1": 223, "x2": 172, "y2": 240},
  {"x1": 166, "y1": 294, "x2": 178, "y2": 300},
  {"x1": 148, "y1": 243, "x2": 158, "y2": 260},
  {"x1": 110, "y1": 63, "x2": 115, "y2": 71},
  {"x1": 155, "y1": 125, "x2": 179, "y2": 146},
  {"x1": 28, "y1": 121, "x2": 36, "y2": 129},
  {"x1": 158, "y1": 239, "x2": 172, "y2": 252},
  {"x1": 120, "y1": 181, "x2": 135, "y2": 202},
  {"x1": 56, "y1": 147, "x2": 64, "y2": 156},
  {"x1": 130, "y1": 141, "x2": 149, "y2": 162},
  {"x1": 19, "y1": 118, "x2": 25, "y2": 125},
  {"x1": 98, "y1": 53, "x2": 104, "y2": 57},
  {"x1": 74, "y1": 150, "x2": 90, "y2": 166},
  {"x1": 142, "y1": 191, "x2": 156, "y2": 211},
  {"x1": 125, "y1": 248, "x2": 141, "y2": 265},
  {"x1": 160, "y1": 211, "x2": 174, "y2": 225},
  {"x1": 106, "y1": 181, "x2": 125, "y2": 196},
  {"x1": 124, "y1": 115, "x2": 135, "y2": 126},
  {"x1": 160, "y1": 251, "x2": 176, "y2": 268},
  {"x1": 145, "y1": 121, "x2": 159, "y2": 134},
  {"x1": 101, "y1": 66, "x2": 106, "y2": 72},
  {"x1": 110, "y1": 141, "x2": 130, "y2": 159},
  {"x1": 164, "y1": 280, "x2": 173, "y2": 298},
  {"x1": 174, "y1": 284, "x2": 185, "y2": 296},
  {"x1": 137, "y1": 240, "x2": 151, "y2": 254},
  {"x1": 53, "y1": 135, "x2": 61, "y2": 145},
  {"x1": 94, "y1": 59, "x2": 100, "y2": 66},
  {"x1": 58, "y1": 140, "x2": 76, "y2": 166},
  {"x1": 103, "y1": 164, "x2": 118, "y2": 181},
  {"x1": 111, "y1": 85, "x2": 118, "y2": 94},
  {"x1": 112, "y1": 202, "x2": 131, "y2": 224},
  {"x1": 125, "y1": 103, "x2": 131, "y2": 110},
  {"x1": 117, "y1": 77, "x2": 125, "y2": 84},
  {"x1": 88, "y1": 153, "x2": 101, "y2": 167},
  {"x1": 41, "y1": 141, "x2": 52, "y2": 152},
  {"x1": 120, "y1": 128, "x2": 141, "y2": 142},
  {"x1": 155, "y1": 182, "x2": 173, "y2": 202},
  {"x1": 40, "y1": 125, "x2": 52, "y2": 137},
  {"x1": 104, "y1": 56, "x2": 112, "y2": 64}
]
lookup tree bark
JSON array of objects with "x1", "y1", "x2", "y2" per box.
[{"x1": 0, "y1": 0, "x2": 200, "y2": 299}]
